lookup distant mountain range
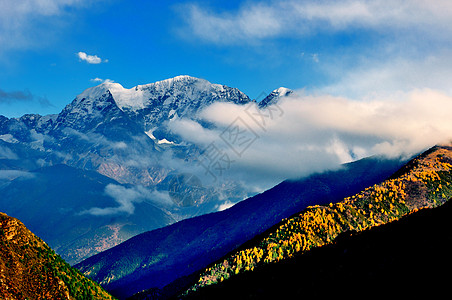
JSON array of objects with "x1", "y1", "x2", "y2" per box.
[
  {"x1": 0, "y1": 76, "x2": 295, "y2": 264},
  {"x1": 1, "y1": 76, "x2": 255, "y2": 186}
]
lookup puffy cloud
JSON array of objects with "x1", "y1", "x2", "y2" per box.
[
  {"x1": 167, "y1": 118, "x2": 221, "y2": 146},
  {"x1": 77, "y1": 52, "x2": 107, "y2": 64}
]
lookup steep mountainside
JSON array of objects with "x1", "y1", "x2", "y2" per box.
[
  {"x1": 0, "y1": 212, "x2": 114, "y2": 299},
  {"x1": 185, "y1": 145, "x2": 452, "y2": 297},
  {"x1": 257, "y1": 87, "x2": 294, "y2": 108},
  {"x1": 75, "y1": 155, "x2": 405, "y2": 298},
  {"x1": 184, "y1": 195, "x2": 452, "y2": 299}
]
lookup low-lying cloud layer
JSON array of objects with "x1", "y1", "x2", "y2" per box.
[
  {"x1": 81, "y1": 184, "x2": 173, "y2": 216},
  {"x1": 169, "y1": 88, "x2": 452, "y2": 190}
]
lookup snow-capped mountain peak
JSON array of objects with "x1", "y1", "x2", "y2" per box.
[
  {"x1": 88, "y1": 76, "x2": 252, "y2": 130},
  {"x1": 273, "y1": 87, "x2": 293, "y2": 97},
  {"x1": 258, "y1": 87, "x2": 294, "y2": 108},
  {"x1": 55, "y1": 85, "x2": 122, "y2": 131},
  {"x1": 76, "y1": 82, "x2": 123, "y2": 102}
]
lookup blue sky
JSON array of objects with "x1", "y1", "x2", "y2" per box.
[{"x1": 1, "y1": 0, "x2": 452, "y2": 118}]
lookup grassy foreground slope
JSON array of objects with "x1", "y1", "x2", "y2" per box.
[
  {"x1": 0, "y1": 212, "x2": 114, "y2": 300},
  {"x1": 187, "y1": 145, "x2": 452, "y2": 295}
]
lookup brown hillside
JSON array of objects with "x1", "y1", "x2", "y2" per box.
[{"x1": 0, "y1": 212, "x2": 114, "y2": 300}]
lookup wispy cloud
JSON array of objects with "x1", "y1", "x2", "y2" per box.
[
  {"x1": 181, "y1": 0, "x2": 452, "y2": 44},
  {"x1": 0, "y1": 0, "x2": 101, "y2": 53},
  {"x1": 311, "y1": 53, "x2": 319, "y2": 63},
  {"x1": 0, "y1": 88, "x2": 54, "y2": 107},
  {"x1": 0, "y1": 146, "x2": 19, "y2": 160},
  {"x1": 0, "y1": 169, "x2": 35, "y2": 180},
  {"x1": 0, "y1": 89, "x2": 33, "y2": 103},
  {"x1": 80, "y1": 184, "x2": 173, "y2": 216},
  {"x1": 90, "y1": 77, "x2": 114, "y2": 83},
  {"x1": 77, "y1": 52, "x2": 108, "y2": 64},
  {"x1": 319, "y1": 52, "x2": 452, "y2": 98}
]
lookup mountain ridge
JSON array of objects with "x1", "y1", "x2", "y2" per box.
[
  {"x1": 182, "y1": 195, "x2": 452, "y2": 299},
  {"x1": 184, "y1": 145, "x2": 452, "y2": 297}
]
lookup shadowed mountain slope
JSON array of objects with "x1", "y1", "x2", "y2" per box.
[{"x1": 76, "y1": 155, "x2": 405, "y2": 298}]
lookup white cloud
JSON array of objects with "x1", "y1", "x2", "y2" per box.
[
  {"x1": 181, "y1": 0, "x2": 452, "y2": 44},
  {"x1": 0, "y1": 0, "x2": 102, "y2": 53},
  {"x1": 312, "y1": 53, "x2": 319, "y2": 63},
  {"x1": 217, "y1": 201, "x2": 235, "y2": 211},
  {"x1": 167, "y1": 118, "x2": 219, "y2": 146},
  {"x1": 77, "y1": 51, "x2": 107, "y2": 64},
  {"x1": 182, "y1": 3, "x2": 282, "y2": 44},
  {"x1": 80, "y1": 184, "x2": 173, "y2": 216},
  {"x1": 169, "y1": 89, "x2": 452, "y2": 190},
  {"x1": 91, "y1": 77, "x2": 114, "y2": 83},
  {"x1": 0, "y1": 169, "x2": 35, "y2": 180},
  {"x1": 320, "y1": 51, "x2": 452, "y2": 98}
]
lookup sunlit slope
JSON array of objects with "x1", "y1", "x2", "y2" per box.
[
  {"x1": 188, "y1": 145, "x2": 452, "y2": 294},
  {"x1": 0, "y1": 212, "x2": 114, "y2": 300}
]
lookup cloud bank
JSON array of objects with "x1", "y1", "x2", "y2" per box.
[{"x1": 169, "y1": 89, "x2": 452, "y2": 190}]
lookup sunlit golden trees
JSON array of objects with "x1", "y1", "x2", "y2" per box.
[{"x1": 190, "y1": 146, "x2": 452, "y2": 292}]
